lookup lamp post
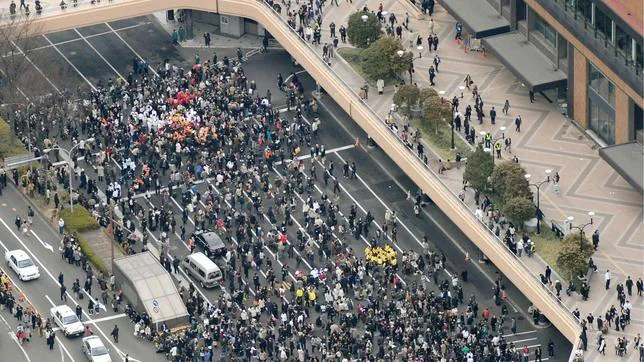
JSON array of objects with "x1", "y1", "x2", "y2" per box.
[
  {"x1": 458, "y1": 85, "x2": 465, "y2": 98},
  {"x1": 479, "y1": 126, "x2": 506, "y2": 164},
  {"x1": 567, "y1": 211, "x2": 595, "y2": 251},
  {"x1": 54, "y1": 137, "x2": 95, "y2": 212},
  {"x1": 361, "y1": 14, "x2": 368, "y2": 22},
  {"x1": 438, "y1": 90, "x2": 446, "y2": 103},
  {"x1": 525, "y1": 169, "x2": 552, "y2": 234}
]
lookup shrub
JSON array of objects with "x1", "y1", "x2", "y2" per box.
[
  {"x1": 556, "y1": 233, "x2": 594, "y2": 280},
  {"x1": 422, "y1": 94, "x2": 452, "y2": 133},
  {"x1": 502, "y1": 197, "x2": 535, "y2": 230},
  {"x1": 59, "y1": 206, "x2": 100, "y2": 233},
  {"x1": 464, "y1": 145, "x2": 494, "y2": 191},
  {"x1": 347, "y1": 11, "x2": 382, "y2": 48}
]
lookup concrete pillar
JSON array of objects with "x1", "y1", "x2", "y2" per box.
[
  {"x1": 614, "y1": 88, "x2": 632, "y2": 144},
  {"x1": 258, "y1": 24, "x2": 266, "y2": 37},
  {"x1": 526, "y1": 6, "x2": 531, "y2": 42},
  {"x1": 184, "y1": 9, "x2": 194, "y2": 39},
  {"x1": 219, "y1": 15, "x2": 245, "y2": 38},
  {"x1": 509, "y1": 0, "x2": 517, "y2": 30},
  {"x1": 572, "y1": 47, "x2": 589, "y2": 128}
]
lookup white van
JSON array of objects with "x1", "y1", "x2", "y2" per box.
[{"x1": 181, "y1": 252, "x2": 223, "y2": 288}]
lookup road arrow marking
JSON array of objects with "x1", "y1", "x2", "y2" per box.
[{"x1": 30, "y1": 230, "x2": 54, "y2": 252}]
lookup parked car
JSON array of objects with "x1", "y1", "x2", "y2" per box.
[
  {"x1": 4, "y1": 249, "x2": 40, "y2": 281},
  {"x1": 50, "y1": 305, "x2": 84, "y2": 337},
  {"x1": 193, "y1": 230, "x2": 227, "y2": 258},
  {"x1": 81, "y1": 335, "x2": 111, "y2": 362}
]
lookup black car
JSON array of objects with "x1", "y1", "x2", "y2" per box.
[{"x1": 193, "y1": 230, "x2": 227, "y2": 258}]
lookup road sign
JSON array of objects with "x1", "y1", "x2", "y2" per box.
[
  {"x1": 152, "y1": 299, "x2": 159, "y2": 308},
  {"x1": 153, "y1": 306, "x2": 160, "y2": 314}
]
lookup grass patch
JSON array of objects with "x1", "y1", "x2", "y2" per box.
[
  {"x1": 337, "y1": 47, "x2": 398, "y2": 86},
  {"x1": 59, "y1": 207, "x2": 100, "y2": 233},
  {"x1": 411, "y1": 118, "x2": 472, "y2": 160},
  {"x1": 532, "y1": 227, "x2": 587, "y2": 290},
  {"x1": 0, "y1": 118, "x2": 29, "y2": 160}
]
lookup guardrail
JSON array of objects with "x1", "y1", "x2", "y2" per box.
[{"x1": 0, "y1": 0, "x2": 581, "y2": 342}]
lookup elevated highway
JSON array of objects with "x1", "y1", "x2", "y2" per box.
[{"x1": 0, "y1": 0, "x2": 581, "y2": 343}]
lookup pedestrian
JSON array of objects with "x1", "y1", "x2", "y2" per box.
[
  {"x1": 58, "y1": 218, "x2": 65, "y2": 234},
  {"x1": 547, "y1": 340, "x2": 554, "y2": 357},
  {"x1": 545, "y1": 265, "x2": 552, "y2": 284},
  {"x1": 605, "y1": 269, "x2": 611, "y2": 289},
  {"x1": 490, "y1": 106, "x2": 496, "y2": 124},
  {"x1": 60, "y1": 284, "x2": 67, "y2": 301},
  {"x1": 110, "y1": 324, "x2": 119, "y2": 343},
  {"x1": 636, "y1": 277, "x2": 643, "y2": 296},
  {"x1": 592, "y1": 230, "x2": 600, "y2": 250},
  {"x1": 503, "y1": 99, "x2": 510, "y2": 114},
  {"x1": 625, "y1": 276, "x2": 633, "y2": 296},
  {"x1": 515, "y1": 115, "x2": 522, "y2": 132},
  {"x1": 46, "y1": 328, "x2": 55, "y2": 350},
  {"x1": 529, "y1": 89, "x2": 535, "y2": 103}
]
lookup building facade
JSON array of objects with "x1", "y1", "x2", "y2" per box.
[{"x1": 443, "y1": 0, "x2": 643, "y2": 146}]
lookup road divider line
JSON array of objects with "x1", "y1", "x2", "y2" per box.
[{"x1": 41, "y1": 34, "x2": 96, "y2": 91}]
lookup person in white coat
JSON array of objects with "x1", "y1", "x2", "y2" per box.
[{"x1": 377, "y1": 78, "x2": 384, "y2": 94}]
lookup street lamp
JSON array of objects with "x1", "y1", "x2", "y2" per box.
[
  {"x1": 416, "y1": 45, "x2": 423, "y2": 59},
  {"x1": 54, "y1": 137, "x2": 95, "y2": 212},
  {"x1": 459, "y1": 85, "x2": 465, "y2": 98},
  {"x1": 397, "y1": 49, "x2": 404, "y2": 57},
  {"x1": 567, "y1": 212, "x2": 595, "y2": 251},
  {"x1": 361, "y1": 14, "x2": 368, "y2": 22},
  {"x1": 438, "y1": 90, "x2": 446, "y2": 103},
  {"x1": 480, "y1": 127, "x2": 506, "y2": 164},
  {"x1": 525, "y1": 169, "x2": 552, "y2": 234}
]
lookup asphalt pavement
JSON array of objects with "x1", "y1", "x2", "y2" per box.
[{"x1": 2, "y1": 14, "x2": 572, "y2": 361}]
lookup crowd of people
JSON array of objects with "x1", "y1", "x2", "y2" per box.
[{"x1": 4, "y1": 19, "x2": 559, "y2": 360}]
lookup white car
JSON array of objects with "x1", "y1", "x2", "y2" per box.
[
  {"x1": 50, "y1": 305, "x2": 84, "y2": 337},
  {"x1": 81, "y1": 335, "x2": 112, "y2": 362},
  {"x1": 4, "y1": 249, "x2": 40, "y2": 281}
]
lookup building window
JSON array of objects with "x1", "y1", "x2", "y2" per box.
[
  {"x1": 589, "y1": 98, "x2": 615, "y2": 145},
  {"x1": 575, "y1": 0, "x2": 592, "y2": 23},
  {"x1": 589, "y1": 63, "x2": 615, "y2": 107},
  {"x1": 615, "y1": 26, "x2": 632, "y2": 60},
  {"x1": 636, "y1": 41, "x2": 643, "y2": 71},
  {"x1": 534, "y1": 13, "x2": 556, "y2": 47},
  {"x1": 594, "y1": 8, "x2": 612, "y2": 42}
]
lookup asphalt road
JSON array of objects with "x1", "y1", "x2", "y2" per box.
[{"x1": 1, "y1": 14, "x2": 572, "y2": 361}]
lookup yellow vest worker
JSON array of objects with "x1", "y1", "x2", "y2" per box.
[
  {"x1": 308, "y1": 291, "x2": 316, "y2": 301},
  {"x1": 494, "y1": 141, "x2": 502, "y2": 151},
  {"x1": 296, "y1": 288, "x2": 304, "y2": 298}
]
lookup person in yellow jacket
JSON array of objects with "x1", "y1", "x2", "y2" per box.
[
  {"x1": 295, "y1": 288, "x2": 304, "y2": 305},
  {"x1": 307, "y1": 290, "x2": 316, "y2": 307}
]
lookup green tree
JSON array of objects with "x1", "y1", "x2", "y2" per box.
[
  {"x1": 419, "y1": 88, "x2": 437, "y2": 106},
  {"x1": 361, "y1": 37, "x2": 411, "y2": 82},
  {"x1": 490, "y1": 161, "x2": 531, "y2": 202},
  {"x1": 502, "y1": 197, "x2": 535, "y2": 230},
  {"x1": 463, "y1": 145, "x2": 494, "y2": 191},
  {"x1": 556, "y1": 233, "x2": 594, "y2": 280},
  {"x1": 393, "y1": 85, "x2": 420, "y2": 116},
  {"x1": 347, "y1": 11, "x2": 382, "y2": 48},
  {"x1": 422, "y1": 94, "x2": 452, "y2": 133}
]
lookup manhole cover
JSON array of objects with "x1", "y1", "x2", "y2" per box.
[
  {"x1": 147, "y1": 29, "x2": 154, "y2": 33},
  {"x1": 69, "y1": 51, "x2": 77, "y2": 55}
]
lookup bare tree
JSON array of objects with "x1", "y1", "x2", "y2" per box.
[{"x1": 0, "y1": 16, "x2": 44, "y2": 105}]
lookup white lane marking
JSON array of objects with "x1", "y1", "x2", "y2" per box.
[
  {"x1": 87, "y1": 313, "x2": 127, "y2": 324},
  {"x1": 9, "y1": 41, "x2": 62, "y2": 94},
  {"x1": 0, "y1": 219, "x2": 131, "y2": 361},
  {"x1": 30, "y1": 230, "x2": 54, "y2": 252},
  {"x1": 503, "y1": 330, "x2": 537, "y2": 337},
  {"x1": 73, "y1": 28, "x2": 126, "y2": 83},
  {"x1": 41, "y1": 34, "x2": 96, "y2": 91},
  {"x1": 59, "y1": 341, "x2": 65, "y2": 362},
  {"x1": 284, "y1": 69, "x2": 308, "y2": 83},
  {"x1": 511, "y1": 337, "x2": 539, "y2": 344},
  {"x1": 104, "y1": 22, "x2": 159, "y2": 78},
  {"x1": 316, "y1": 100, "x2": 526, "y2": 313},
  {"x1": 0, "y1": 312, "x2": 31, "y2": 362},
  {"x1": 274, "y1": 144, "x2": 354, "y2": 165}
]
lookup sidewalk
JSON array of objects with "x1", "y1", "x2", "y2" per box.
[{"x1": 256, "y1": 0, "x2": 642, "y2": 360}]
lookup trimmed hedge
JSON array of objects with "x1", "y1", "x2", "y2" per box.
[
  {"x1": 76, "y1": 233, "x2": 108, "y2": 274},
  {"x1": 59, "y1": 207, "x2": 100, "y2": 233}
]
